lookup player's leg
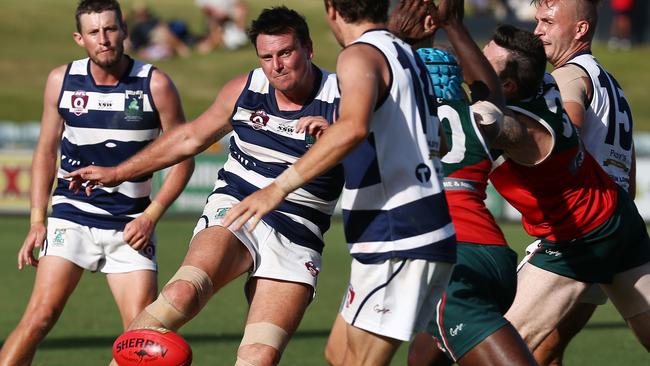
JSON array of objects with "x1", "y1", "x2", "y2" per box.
[
  {"x1": 420, "y1": 244, "x2": 535, "y2": 366},
  {"x1": 457, "y1": 324, "x2": 536, "y2": 365},
  {"x1": 127, "y1": 225, "x2": 253, "y2": 331},
  {"x1": 0, "y1": 256, "x2": 84, "y2": 365},
  {"x1": 407, "y1": 332, "x2": 452, "y2": 366},
  {"x1": 602, "y1": 261, "x2": 650, "y2": 351},
  {"x1": 236, "y1": 278, "x2": 312, "y2": 366},
  {"x1": 532, "y1": 302, "x2": 597, "y2": 365},
  {"x1": 505, "y1": 262, "x2": 588, "y2": 351},
  {"x1": 106, "y1": 270, "x2": 157, "y2": 329},
  {"x1": 343, "y1": 324, "x2": 402, "y2": 366},
  {"x1": 324, "y1": 314, "x2": 348, "y2": 366},
  {"x1": 102, "y1": 227, "x2": 159, "y2": 329}
]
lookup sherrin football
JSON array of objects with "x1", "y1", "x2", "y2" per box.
[{"x1": 113, "y1": 327, "x2": 192, "y2": 366}]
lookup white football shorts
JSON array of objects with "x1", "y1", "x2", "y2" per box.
[
  {"x1": 192, "y1": 193, "x2": 322, "y2": 289},
  {"x1": 339, "y1": 257, "x2": 454, "y2": 341},
  {"x1": 39, "y1": 217, "x2": 157, "y2": 273}
]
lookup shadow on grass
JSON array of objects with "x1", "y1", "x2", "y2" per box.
[{"x1": 0, "y1": 329, "x2": 332, "y2": 350}]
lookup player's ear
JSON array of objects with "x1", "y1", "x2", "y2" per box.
[
  {"x1": 73, "y1": 31, "x2": 85, "y2": 48},
  {"x1": 502, "y1": 78, "x2": 517, "y2": 96},
  {"x1": 575, "y1": 20, "x2": 590, "y2": 41}
]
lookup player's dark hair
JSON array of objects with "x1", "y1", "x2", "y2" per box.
[
  {"x1": 75, "y1": 0, "x2": 125, "y2": 33},
  {"x1": 324, "y1": 0, "x2": 389, "y2": 24},
  {"x1": 492, "y1": 25, "x2": 547, "y2": 100},
  {"x1": 247, "y1": 6, "x2": 311, "y2": 49}
]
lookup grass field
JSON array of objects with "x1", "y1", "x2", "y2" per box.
[{"x1": 0, "y1": 217, "x2": 648, "y2": 365}]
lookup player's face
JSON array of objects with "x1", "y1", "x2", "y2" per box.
[
  {"x1": 74, "y1": 11, "x2": 126, "y2": 69},
  {"x1": 533, "y1": 0, "x2": 576, "y2": 66},
  {"x1": 256, "y1": 32, "x2": 313, "y2": 95}
]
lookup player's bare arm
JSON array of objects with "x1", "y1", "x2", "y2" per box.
[
  {"x1": 66, "y1": 74, "x2": 244, "y2": 194},
  {"x1": 18, "y1": 66, "x2": 66, "y2": 269},
  {"x1": 122, "y1": 69, "x2": 196, "y2": 250},
  {"x1": 223, "y1": 44, "x2": 385, "y2": 231}
]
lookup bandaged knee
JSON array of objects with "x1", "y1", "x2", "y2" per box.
[
  {"x1": 239, "y1": 322, "x2": 290, "y2": 352},
  {"x1": 165, "y1": 265, "x2": 213, "y2": 309},
  {"x1": 144, "y1": 266, "x2": 213, "y2": 330}
]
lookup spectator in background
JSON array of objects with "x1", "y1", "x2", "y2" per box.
[
  {"x1": 195, "y1": 0, "x2": 248, "y2": 53},
  {"x1": 608, "y1": 0, "x2": 634, "y2": 50},
  {"x1": 126, "y1": 2, "x2": 193, "y2": 60}
]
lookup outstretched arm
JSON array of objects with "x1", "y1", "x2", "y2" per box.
[
  {"x1": 222, "y1": 44, "x2": 386, "y2": 231},
  {"x1": 121, "y1": 69, "x2": 195, "y2": 249},
  {"x1": 66, "y1": 74, "x2": 244, "y2": 194}
]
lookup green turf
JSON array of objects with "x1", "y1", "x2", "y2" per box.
[
  {"x1": 0, "y1": 216, "x2": 647, "y2": 365},
  {"x1": 0, "y1": 0, "x2": 649, "y2": 131}
]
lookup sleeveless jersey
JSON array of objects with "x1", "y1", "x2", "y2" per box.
[
  {"x1": 490, "y1": 74, "x2": 618, "y2": 241},
  {"x1": 440, "y1": 100, "x2": 507, "y2": 246},
  {"x1": 53, "y1": 57, "x2": 160, "y2": 230},
  {"x1": 213, "y1": 66, "x2": 343, "y2": 254},
  {"x1": 564, "y1": 53, "x2": 634, "y2": 191},
  {"x1": 342, "y1": 30, "x2": 456, "y2": 264}
]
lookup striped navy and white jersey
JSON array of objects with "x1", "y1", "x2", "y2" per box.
[
  {"x1": 342, "y1": 30, "x2": 456, "y2": 264},
  {"x1": 212, "y1": 66, "x2": 343, "y2": 254},
  {"x1": 564, "y1": 53, "x2": 634, "y2": 191},
  {"x1": 53, "y1": 57, "x2": 160, "y2": 230}
]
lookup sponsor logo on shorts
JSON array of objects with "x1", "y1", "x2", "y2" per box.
[
  {"x1": 141, "y1": 243, "x2": 155, "y2": 259},
  {"x1": 373, "y1": 304, "x2": 390, "y2": 314},
  {"x1": 449, "y1": 323, "x2": 465, "y2": 337},
  {"x1": 250, "y1": 109, "x2": 269, "y2": 130},
  {"x1": 544, "y1": 249, "x2": 562, "y2": 257},
  {"x1": 52, "y1": 229, "x2": 66, "y2": 247},
  {"x1": 215, "y1": 207, "x2": 230, "y2": 219},
  {"x1": 345, "y1": 285, "x2": 355, "y2": 308},
  {"x1": 304, "y1": 261, "x2": 320, "y2": 277}
]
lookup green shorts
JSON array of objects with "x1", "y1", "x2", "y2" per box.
[
  {"x1": 529, "y1": 187, "x2": 650, "y2": 283},
  {"x1": 427, "y1": 243, "x2": 517, "y2": 361}
]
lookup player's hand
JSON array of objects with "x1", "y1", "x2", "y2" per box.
[
  {"x1": 222, "y1": 183, "x2": 287, "y2": 232},
  {"x1": 297, "y1": 116, "x2": 329, "y2": 139},
  {"x1": 429, "y1": 0, "x2": 465, "y2": 30},
  {"x1": 65, "y1": 166, "x2": 121, "y2": 196},
  {"x1": 124, "y1": 214, "x2": 155, "y2": 251},
  {"x1": 388, "y1": 0, "x2": 435, "y2": 43},
  {"x1": 18, "y1": 223, "x2": 46, "y2": 269}
]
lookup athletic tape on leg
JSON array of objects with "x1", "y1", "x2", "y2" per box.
[
  {"x1": 235, "y1": 356, "x2": 257, "y2": 366},
  {"x1": 166, "y1": 265, "x2": 213, "y2": 308},
  {"x1": 239, "y1": 322, "x2": 290, "y2": 352},
  {"x1": 144, "y1": 292, "x2": 187, "y2": 331}
]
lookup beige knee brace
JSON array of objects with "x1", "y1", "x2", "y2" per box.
[{"x1": 144, "y1": 265, "x2": 213, "y2": 330}]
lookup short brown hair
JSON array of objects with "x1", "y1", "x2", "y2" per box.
[{"x1": 75, "y1": 0, "x2": 125, "y2": 33}]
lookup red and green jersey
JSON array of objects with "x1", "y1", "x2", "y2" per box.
[
  {"x1": 490, "y1": 74, "x2": 618, "y2": 241},
  {"x1": 440, "y1": 100, "x2": 507, "y2": 245}
]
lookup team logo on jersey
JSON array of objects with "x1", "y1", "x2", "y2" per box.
[
  {"x1": 415, "y1": 163, "x2": 432, "y2": 183},
  {"x1": 304, "y1": 261, "x2": 320, "y2": 277},
  {"x1": 250, "y1": 110, "x2": 269, "y2": 130},
  {"x1": 304, "y1": 134, "x2": 316, "y2": 148},
  {"x1": 125, "y1": 90, "x2": 144, "y2": 122},
  {"x1": 70, "y1": 91, "x2": 89, "y2": 116},
  {"x1": 52, "y1": 229, "x2": 66, "y2": 247}
]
